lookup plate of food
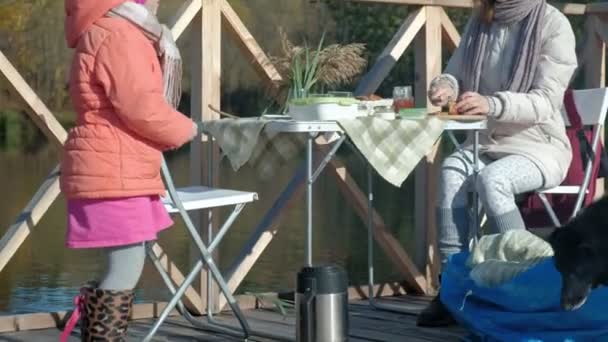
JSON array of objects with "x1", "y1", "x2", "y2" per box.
[
  {"x1": 399, "y1": 108, "x2": 428, "y2": 120},
  {"x1": 429, "y1": 100, "x2": 487, "y2": 121}
]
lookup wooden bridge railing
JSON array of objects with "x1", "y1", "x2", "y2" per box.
[{"x1": 1, "y1": 0, "x2": 608, "y2": 328}]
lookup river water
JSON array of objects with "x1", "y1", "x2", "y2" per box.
[{"x1": 0, "y1": 146, "x2": 416, "y2": 315}]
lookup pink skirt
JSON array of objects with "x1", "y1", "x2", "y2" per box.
[{"x1": 66, "y1": 196, "x2": 173, "y2": 249}]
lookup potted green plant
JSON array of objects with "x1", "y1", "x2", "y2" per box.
[{"x1": 269, "y1": 29, "x2": 368, "y2": 120}]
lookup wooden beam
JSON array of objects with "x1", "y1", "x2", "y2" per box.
[
  {"x1": 0, "y1": 169, "x2": 60, "y2": 273},
  {"x1": 351, "y1": 0, "x2": 473, "y2": 8},
  {"x1": 328, "y1": 157, "x2": 427, "y2": 294},
  {"x1": 149, "y1": 242, "x2": 204, "y2": 315},
  {"x1": 217, "y1": 154, "x2": 329, "y2": 311},
  {"x1": 0, "y1": 51, "x2": 67, "y2": 149},
  {"x1": 557, "y1": 3, "x2": 587, "y2": 16},
  {"x1": 219, "y1": 138, "x2": 427, "y2": 309},
  {"x1": 355, "y1": 7, "x2": 426, "y2": 96},
  {"x1": 218, "y1": 163, "x2": 309, "y2": 311},
  {"x1": 190, "y1": 0, "x2": 222, "y2": 313},
  {"x1": 414, "y1": 6, "x2": 443, "y2": 293},
  {"x1": 587, "y1": 3, "x2": 608, "y2": 15},
  {"x1": 220, "y1": 0, "x2": 283, "y2": 95},
  {"x1": 169, "y1": 0, "x2": 202, "y2": 40},
  {"x1": 347, "y1": 282, "x2": 407, "y2": 300},
  {"x1": 440, "y1": 7, "x2": 461, "y2": 52},
  {"x1": 592, "y1": 15, "x2": 608, "y2": 46},
  {"x1": 351, "y1": 0, "x2": 592, "y2": 16}
]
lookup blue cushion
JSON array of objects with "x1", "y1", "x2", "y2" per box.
[{"x1": 440, "y1": 252, "x2": 608, "y2": 341}]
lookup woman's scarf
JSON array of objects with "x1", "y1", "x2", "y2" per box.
[{"x1": 461, "y1": 0, "x2": 547, "y2": 93}]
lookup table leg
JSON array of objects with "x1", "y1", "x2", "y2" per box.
[
  {"x1": 207, "y1": 134, "x2": 215, "y2": 315},
  {"x1": 367, "y1": 162, "x2": 374, "y2": 301},
  {"x1": 472, "y1": 130, "x2": 480, "y2": 240},
  {"x1": 306, "y1": 133, "x2": 313, "y2": 267}
]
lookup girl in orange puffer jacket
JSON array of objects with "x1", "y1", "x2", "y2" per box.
[{"x1": 60, "y1": 0, "x2": 196, "y2": 340}]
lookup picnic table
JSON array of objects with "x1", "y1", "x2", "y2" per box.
[{"x1": 204, "y1": 114, "x2": 487, "y2": 268}]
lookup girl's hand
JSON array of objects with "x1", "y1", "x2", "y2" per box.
[
  {"x1": 191, "y1": 122, "x2": 199, "y2": 140},
  {"x1": 455, "y1": 92, "x2": 489, "y2": 116}
]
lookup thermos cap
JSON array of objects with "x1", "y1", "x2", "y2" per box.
[{"x1": 297, "y1": 265, "x2": 348, "y2": 295}]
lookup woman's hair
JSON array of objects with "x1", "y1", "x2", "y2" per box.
[{"x1": 475, "y1": 0, "x2": 496, "y2": 23}]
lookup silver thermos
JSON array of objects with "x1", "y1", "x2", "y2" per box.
[{"x1": 296, "y1": 265, "x2": 348, "y2": 342}]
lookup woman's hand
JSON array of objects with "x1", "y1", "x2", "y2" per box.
[
  {"x1": 455, "y1": 92, "x2": 489, "y2": 115},
  {"x1": 428, "y1": 85, "x2": 454, "y2": 107}
]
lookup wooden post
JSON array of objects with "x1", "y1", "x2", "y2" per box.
[
  {"x1": 327, "y1": 156, "x2": 427, "y2": 294},
  {"x1": 191, "y1": 0, "x2": 222, "y2": 314},
  {"x1": 414, "y1": 6, "x2": 442, "y2": 293}
]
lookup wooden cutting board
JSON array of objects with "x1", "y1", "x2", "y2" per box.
[{"x1": 431, "y1": 112, "x2": 487, "y2": 121}]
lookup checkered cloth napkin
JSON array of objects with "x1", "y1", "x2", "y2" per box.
[
  {"x1": 337, "y1": 116, "x2": 446, "y2": 187},
  {"x1": 204, "y1": 117, "x2": 445, "y2": 186},
  {"x1": 204, "y1": 118, "x2": 307, "y2": 180}
]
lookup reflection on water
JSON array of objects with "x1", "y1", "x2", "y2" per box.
[{"x1": 0, "y1": 146, "x2": 416, "y2": 315}]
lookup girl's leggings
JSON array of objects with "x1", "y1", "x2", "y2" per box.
[{"x1": 99, "y1": 243, "x2": 146, "y2": 290}]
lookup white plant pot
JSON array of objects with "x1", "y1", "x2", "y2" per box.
[{"x1": 288, "y1": 102, "x2": 363, "y2": 121}]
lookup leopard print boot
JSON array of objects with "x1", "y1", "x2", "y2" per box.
[{"x1": 80, "y1": 283, "x2": 135, "y2": 341}]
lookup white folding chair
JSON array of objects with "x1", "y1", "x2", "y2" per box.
[
  {"x1": 535, "y1": 88, "x2": 608, "y2": 227},
  {"x1": 142, "y1": 158, "x2": 259, "y2": 341}
]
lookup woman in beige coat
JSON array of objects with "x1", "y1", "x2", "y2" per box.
[{"x1": 418, "y1": 0, "x2": 577, "y2": 326}]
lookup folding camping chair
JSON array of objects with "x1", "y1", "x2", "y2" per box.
[
  {"x1": 141, "y1": 154, "x2": 260, "y2": 342},
  {"x1": 533, "y1": 88, "x2": 608, "y2": 228}
]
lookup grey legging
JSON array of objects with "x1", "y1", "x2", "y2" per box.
[
  {"x1": 99, "y1": 243, "x2": 146, "y2": 290},
  {"x1": 437, "y1": 150, "x2": 544, "y2": 267}
]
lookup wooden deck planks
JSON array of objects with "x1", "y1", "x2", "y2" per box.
[{"x1": 0, "y1": 296, "x2": 468, "y2": 341}]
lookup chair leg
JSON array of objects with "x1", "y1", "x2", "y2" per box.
[
  {"x1": 145, "y1": 243, "x2": 189, "y2": 316},
  {"x1": 154, "y1": 159, "x2": 252, "y2": 340},
  {"x1": 143, "y1": 261, "x2": 204, "y2": 342},
  {"x1": 537, "y1": 193, "x2": 561, "y2": 227}
]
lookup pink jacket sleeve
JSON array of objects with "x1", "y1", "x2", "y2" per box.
[{"x1": 94, "y1": 28, "x2": 193, "y2": 150}]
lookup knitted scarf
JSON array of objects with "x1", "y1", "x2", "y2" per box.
[
  {"x1": 462, "y1": 0, "x2": 547, "y2": 93},
  {"x1": 107, "y1": 1, "x2": 182, "y2": 108}
]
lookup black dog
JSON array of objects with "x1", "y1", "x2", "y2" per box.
[{"x1": 548, "y1": 196, "x2": 608, "y2": 311}]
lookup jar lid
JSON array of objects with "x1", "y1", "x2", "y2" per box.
[{"x1": 297, "y1": 265, "x2": 348, "y2": 294}]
